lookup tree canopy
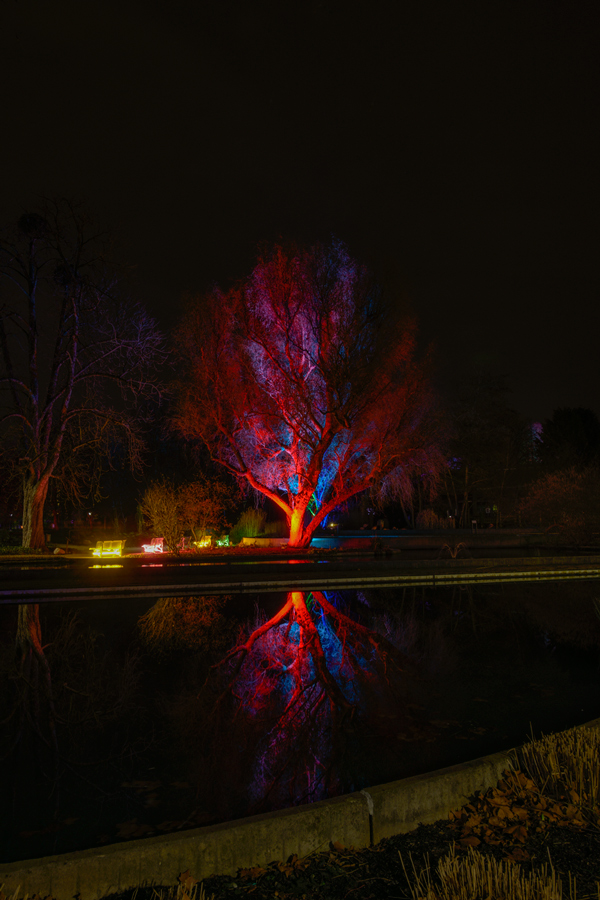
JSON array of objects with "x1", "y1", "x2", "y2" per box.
[{"x1": 173, "y1": 239, "x2": 443, "y2": 546}]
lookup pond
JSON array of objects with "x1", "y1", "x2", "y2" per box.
[{"x1": 1, "y1": 579, "x2": 599, "y2": 863}]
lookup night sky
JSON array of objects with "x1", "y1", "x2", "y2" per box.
[{"x1": 2, "y1": 0, "x2": 598, "y2": 422}]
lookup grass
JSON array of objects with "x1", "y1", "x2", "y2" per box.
[
  {"x1": 514, "y1": 724, "x2": 600, "y2": 822},
  {"x1": 401, "y1": 843, "x2": 569, "y2": 900}
]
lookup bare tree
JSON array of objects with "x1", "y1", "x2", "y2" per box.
[
  {"x1": 173, "y1": 239, "x2": 444, "y2": 547},
  {"x1": 0, "y1": 200, "x2": 167, "y2": 548}
]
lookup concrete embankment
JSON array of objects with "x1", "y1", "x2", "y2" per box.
[
  {"x1": 0, "y1": 755, "x2": 510, "y2": 899},
  {"x1": 3, "y1": 718, "x2": 599, "y2": 900}
]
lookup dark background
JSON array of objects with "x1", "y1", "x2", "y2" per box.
[{"x1": 1, "y1": 0, "x2": 598, "y2": 421}]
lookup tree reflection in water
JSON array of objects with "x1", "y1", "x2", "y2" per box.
[
  {"x1": 3, "y1": 581, "x2": 596, "y2": 862},
  {"x1": 0, "y1": 604, "x2": 145, "y2": 861},
  {"x1": 200, "y1": 590, "x2": 415, "y2": 815}
]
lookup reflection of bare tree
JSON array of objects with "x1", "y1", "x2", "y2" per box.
[
  {"x1": 197, "y1": 591, "x2": 411, "y2": 814},
  {"x1": 12, "y1": 605, "x2": 60, "y2": 803},
  {"x1": 1, "y1": 604, "x2": 144, "y2": 850},
  {"x1": 217, "y1": 591, "x2": 363, "y2": 712}
]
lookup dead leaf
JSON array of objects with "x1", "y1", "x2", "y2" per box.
[
  {"x1": 514, "y1": 825, "x2": 528, "y2": 843},
  {"x1": 250, "y1": 866, "x2": 267, "y2": 879},
  {"x1": 459, "y1": 835, "x2": 481, "y2": 847},
  {"x1": 178, "y1": 870, "x2": 197, "y2": 891},
  {"x1": 464, "y1": 815, "x2": 481, "y2": 828}
]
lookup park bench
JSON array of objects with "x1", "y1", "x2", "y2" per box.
[
  {"x1": 90, "y1": 540, "x2": 125, "y2": 558},
  {"x1": 141, "y1": 537, "x2": 164, "y2": 553}
]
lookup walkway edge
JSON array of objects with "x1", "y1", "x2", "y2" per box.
[{"x1": 2, "y1": 717, "x2": 599, "y2": 900}]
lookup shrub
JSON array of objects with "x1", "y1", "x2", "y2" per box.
[
  {"x1": 229, "y1": 508, "x2": 267, "y2": 545},
  {"x1": 519, "y1": 466, "x2": 600, "y2": 546},
  {"x1": 140, "y1": 476, "x2": 237, "y2": 552},
  {"x1": 139, "y1": 478, "x2": 182, "y2": 551}
]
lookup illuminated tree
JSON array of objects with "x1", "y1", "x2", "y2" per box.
[
  {"x1": 0, "y1": 200, "x2": 166, "y2": 548},
  {"x1": 174, "y1": 239, "x2": 443, "y2": 547}
]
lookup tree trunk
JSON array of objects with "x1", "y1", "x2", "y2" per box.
[
  {"x1": 22, "y1": 476, "x2": 50, "y2": 549},
  {"x1": 16, "y1": 604, "x2": 60, "y2": 784},
  {"x1": 288, "y1": 505, "x2": 311, "y2": 547},
  {"x1": 289, "y1": 592, "x2": 351, "y2": 710}
]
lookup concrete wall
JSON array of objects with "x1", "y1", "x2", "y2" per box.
[
  {"x1": 365, "y1": 750, "x2": 513, "y2": 843},
  {"x1": 2, "y1": 719, "x2": 599, "y2": 900},
  {"x1": 0, "y1": 791, "x2": 370, "y2": 900}
]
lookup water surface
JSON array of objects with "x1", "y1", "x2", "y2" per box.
[{"x1": 1, "y1": 579, "x2": 598, "y2": 862}]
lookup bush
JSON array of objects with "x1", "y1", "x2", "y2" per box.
[
  {"x1": 140, "y1": 476, "x2": 237, "y2": 552},
  {"x1": 139, "y1": 478, "x2": 182, "y2": 551},
  {"x1": 229, "y1": 508, "x2": 267, "y2": 545},
  {"x1": 519, "y1": 466, "x2": 600, "y2": 546}
]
